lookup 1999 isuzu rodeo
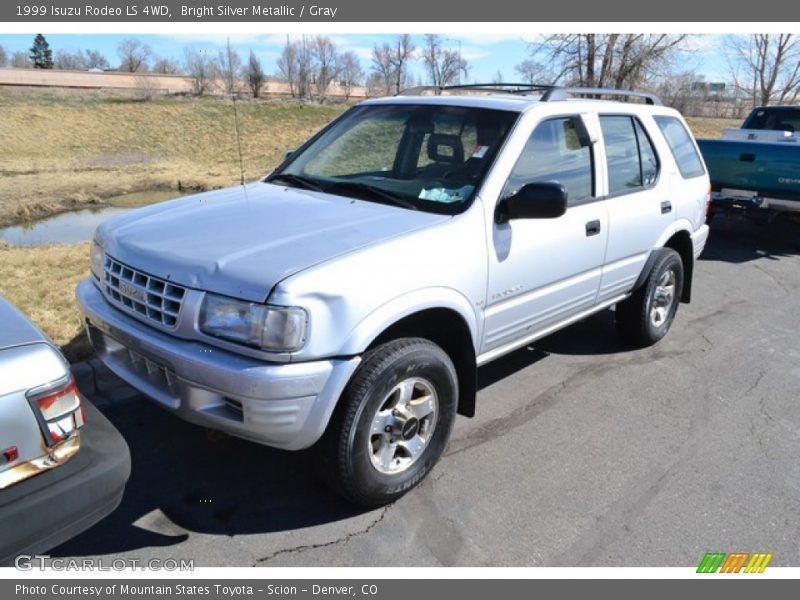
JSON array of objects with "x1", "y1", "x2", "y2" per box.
[{"x1": 77, "y1": 84, "x2": 710, "y2": 505}]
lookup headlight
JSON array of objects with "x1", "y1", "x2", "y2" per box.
[
  {"x1": 199, "y1": 294, "x2": 307, "y2": 352},
  {"x1": 90, "y1": 241, "x2": 104, "y2": 280}
]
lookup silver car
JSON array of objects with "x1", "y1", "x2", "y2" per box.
[
  {"x1": 0, "y1": 296, "x2": 130, "y2": 563},
  {"x1": 77, "y1": 85, "x2": 710, "y2": 505}
]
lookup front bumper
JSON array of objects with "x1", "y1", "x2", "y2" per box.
[{"x1": 76, "y1": 279, "x2": 361, "y2": 451}]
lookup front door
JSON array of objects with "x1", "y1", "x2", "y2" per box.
[{"x1": 481, "y1": 115, "x2": 608, "y2": 357}]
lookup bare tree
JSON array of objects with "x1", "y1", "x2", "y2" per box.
[
  {"x1": 151, "y1": 56, "x2": 180, "y2": 74},
  {"x1": 365, "y1": 72, "x2": 386, "y2": 97},
  {"x1": 370, "y1": 43, "x2": 394, "y2": 95},
  {"x1": 726, "y1": 34, "x2": 800, "y2": 106},
  {"x1": 534, "y1": 34, "x2": 687, "y2": 90},
  {"x1": 218, "y1": 39, "x2": 242, "y2": 95},
  {"x1": 391, "y1": 34, "x2": 415, "y2": 94},
  {"x1": 10, "y1": 51, "x2": 29, "y2": 69},
  {"x1": 276, "y1": 36, "x2": 313, "y2": 98},
  {"x1": 311, "y1": 35, "x2": 339, "y2": 101},
  {"x1": 117, "y1": 38, "x2": 152, "y2": 72},
  {"x1": 338, "y1": 51, "x2": 364, "y2": 100},
  {"x1": 492, "y1": 70, "x2": 504, "y2": 84},
  {"x1": 244, "y1": 50, "x2": 265, "y2": 98},
  {"x1": 371, "y1": 34, "x2": 416, "y2": 95},
  {"x1": 655, "y1": 71, "x2": 706, "y2": 116},
  {"x1": 54, "y1": 49, "x2": 87, "y2": 70},
  {"x1": 514, "y1": 59, "x2": 554, "y2": 85},
  {"x1": 84, "y1": 49, "x2": 109, "y2": 70},
  {"x1": 184, "y1": 48, "x2": 216, "y2": 96},
  {"x1": 421, "y1": 34, "x2": 468, "y2": 89},
  {"x1": 134, "y1": 74, "x2": 160, "y2": 101},
  {"x1": 276, "y1": 37, "x2": 299, "y2": 97},
  {"x1": 0, "y1": 46, "x2": 7, "y2": 68}
]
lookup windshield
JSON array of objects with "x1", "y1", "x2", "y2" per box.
[{"x1": 267, "y1": 103, "x2": 519, "y2": 214}]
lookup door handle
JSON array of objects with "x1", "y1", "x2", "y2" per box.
[
  {"x1": 585, "y1": 220, "x2": 601, "y2": 236},
  {"x1": 661, "y1": 201, "x2": 672, "y2": 214}
]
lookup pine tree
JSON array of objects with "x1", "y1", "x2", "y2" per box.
[{"x1": 30, "y1": 34, "x2": 53, "y2": 69}]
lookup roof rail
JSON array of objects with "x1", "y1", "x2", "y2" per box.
[
  {"x1": 397, "y1": 83, "x2": 560, "y2": 96},
  {"x1": 541, "y1": 87, "x2": 662, "y2": 105},
  {"x1": 397, "y1": 83, "x2": 662, "y2": 105}
]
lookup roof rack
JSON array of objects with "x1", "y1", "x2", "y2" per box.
[{"x1": 396, "y1": 83, "x2": 662, "y2": 106}]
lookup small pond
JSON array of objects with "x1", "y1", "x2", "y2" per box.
[{"x1": 0, "y1": 191, "x2": 181, "y2": 247}]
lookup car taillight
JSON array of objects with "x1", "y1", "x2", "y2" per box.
[
  {"x1": 705, "y1": 186, "x2": 712, "y2": 220},
  {"x1": 27, "y1": 375, "x2": 85, "y2": 446},
  {"x1": 1, "y1": 447, "x2": 18, "y2": 464}
]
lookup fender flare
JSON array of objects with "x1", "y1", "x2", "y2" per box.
[
  {"x1": 633, "y1": 220, "x2": 695, "y2": 300},
  {"x1": 337, "y1": 287, "x2": 481, "y2": 356}
]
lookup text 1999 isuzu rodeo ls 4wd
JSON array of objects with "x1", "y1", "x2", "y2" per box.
[{"x1": 77, "y1": 84, "x2": 710, "y2": 505}]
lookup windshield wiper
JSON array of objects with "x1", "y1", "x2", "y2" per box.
[
  {"x1": 267, "y1": 173, "x2": 325, "y2": 192},
  {"x1": 327, "y1": 181, "x2": 418, "y2": 211}
]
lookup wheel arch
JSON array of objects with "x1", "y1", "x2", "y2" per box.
[
  {"x1": 365, "y1": 307, "x2": 478, "y2": 418},
  {"x1": 637, "y1": 224, "x2": 695, "y2": 303}
]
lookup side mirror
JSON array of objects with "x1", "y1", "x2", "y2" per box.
[
  {"x1": 495, "y1": 182, "x2": 568, "y2": 224},
  {"x1": 284, "y1": 150, "x2": 295, "y2": 160}
]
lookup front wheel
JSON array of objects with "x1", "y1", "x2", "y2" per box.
[
  {"x1": 319, "y1": 338, "x2": 458, "y2": 506},
  {"x1": 616, "y1": 248, "x2": 684, "y2": 347}
]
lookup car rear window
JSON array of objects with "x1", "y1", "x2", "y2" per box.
[
  {"x1": 744, "y1": 108, "x2": 800, "y2": 132},
  {"x1": 653, "y1": 116, "x2": 706, "y2": 179}
]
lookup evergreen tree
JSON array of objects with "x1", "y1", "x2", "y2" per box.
[{"x1": 29, "y1": 34, "x2": 53, "y2": 69}]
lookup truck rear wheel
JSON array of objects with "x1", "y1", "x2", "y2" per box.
[
  {"x1": 616, "y1": 248, "x2": 684, "y2": 347},
  {"x1": 319, "y1": 338, "x2": 458, "y2": 506}
]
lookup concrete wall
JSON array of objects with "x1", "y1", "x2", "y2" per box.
[{"x1": 0, "y1": 68, "x2": 369, "y2": 98}]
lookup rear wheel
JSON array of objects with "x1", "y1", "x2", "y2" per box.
[
  {"x1": 616, "y1": 248, "x2": 684, "y2": 347},
  {"x1": 319, "y1": 338, "x2": 458, "y2": 506}
]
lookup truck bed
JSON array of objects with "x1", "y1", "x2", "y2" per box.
[{"x1": 696, "y1": 137, "x2": 800, "y2": 207}]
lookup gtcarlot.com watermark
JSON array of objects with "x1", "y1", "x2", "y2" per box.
[{"x1": 14, "y1": 554, "x2": 194, "y2": 571}]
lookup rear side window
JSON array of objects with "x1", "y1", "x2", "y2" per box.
[
  {"x1": 653, "y1": 116, "x2": 706, "y2": 179},
  {"x1": 599, "y1": 115, "x2": 660, "y2": 195},
  {"x1": 505, "y1": 116, "x2": 594, "y2": 205}
]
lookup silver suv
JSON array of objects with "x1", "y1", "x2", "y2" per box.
[{"x1": 77, "y1": 85, "x2": 710, "y2": 505}]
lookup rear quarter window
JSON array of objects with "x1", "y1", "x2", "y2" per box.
[{"x1": 653, "y1": 116, "x2": 706, "y2": 179}]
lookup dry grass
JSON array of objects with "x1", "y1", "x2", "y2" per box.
[
  {"x1": 0, "y1": 90, "x2": 347, "y2": 227},
  {"x1": 685, "y1": 117, "x2": 740, "y2": 139},
  {"x1": 0, "y1": 241, "x2": 93, "y2": 362}
]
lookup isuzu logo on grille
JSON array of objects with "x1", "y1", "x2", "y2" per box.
[{"x1": 118, "y1": 281, "x2": 146, "y2": 302}]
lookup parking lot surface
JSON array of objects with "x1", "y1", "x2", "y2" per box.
[{"x1": 54, "y1": 216, "x2": 800, "y2": 567}]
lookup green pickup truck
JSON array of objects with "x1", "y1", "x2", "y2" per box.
[{"x1": 696, "y1": 106, "x2": 800, "y2": 217}]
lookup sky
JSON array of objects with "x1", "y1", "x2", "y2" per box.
[{"x1": 0, "y1": 33, "x2": 732, "y2": 84}]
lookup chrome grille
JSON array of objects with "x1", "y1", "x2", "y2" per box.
[{"x1": 103, "y1": 256, "x2": 186, "y2": 328}]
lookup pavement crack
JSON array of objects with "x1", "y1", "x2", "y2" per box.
[
  {"x1": 753, "y1": 262, "x2": 790, "y2": 295},
  {"x1": 253, "y1": 505, "x2": 392, "y2": 565},
  {"x1": 745, "y1": 369, "x2": 766, "y2": 396}
]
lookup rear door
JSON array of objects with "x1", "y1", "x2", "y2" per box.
[{"x1": 597, "y1": 114, "x2": 674, "y2": 303}]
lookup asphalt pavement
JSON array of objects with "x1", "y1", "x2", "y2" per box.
[{"x1": 54, "y1": 215, "x2": 800, "y2": 567}]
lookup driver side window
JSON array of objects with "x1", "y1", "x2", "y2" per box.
[{"x1": 504, "y1": 116, "x2": 595, "y2": 205}]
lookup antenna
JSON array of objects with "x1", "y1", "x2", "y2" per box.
[
  {"x1": 232, "y1": 93, "x2": 245, "y2": 186},
  {"x1": 228, "y1": 37, "x2": 245, "y2": 186}
]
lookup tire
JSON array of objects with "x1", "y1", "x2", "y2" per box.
[
  {"x1": 616, "y1": 248, "x2": 684, "y2": 348},
  {"x1": 319, "y1": 338, "x2": 458, "y2": 506}
]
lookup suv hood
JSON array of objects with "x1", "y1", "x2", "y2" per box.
[{"x1": 98, "y1": 182, "x2": 449, "y2": 302}]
